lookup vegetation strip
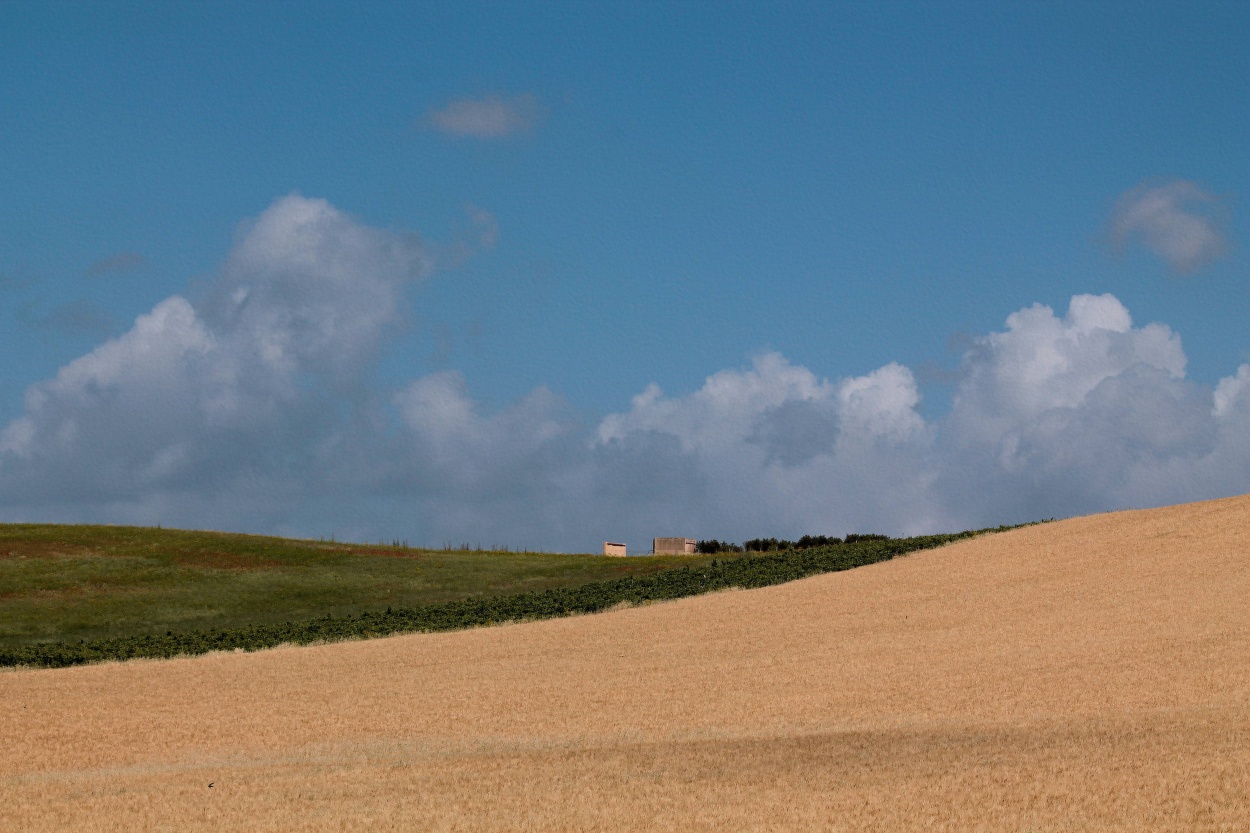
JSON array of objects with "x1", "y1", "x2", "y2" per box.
[{"x1": 0, "y1": 528, "x2": 1007, "y2": 669}]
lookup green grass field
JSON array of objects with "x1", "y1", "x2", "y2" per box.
[{"x1": 0, "y1": 524, "x2": 737, "y2": 649}]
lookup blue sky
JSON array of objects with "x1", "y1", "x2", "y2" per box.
[{"x1": 1, "y1": 2, "x2": 1248, "y2": 550}]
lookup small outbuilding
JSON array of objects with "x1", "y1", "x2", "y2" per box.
[
  {"x1": 653, "y1": 537, "x2": 697, "y2": 555},
  {"x1": 603, "y1": 542, "x2": 627, "y2": 557}
]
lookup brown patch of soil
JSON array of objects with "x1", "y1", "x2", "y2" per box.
[
  {"x1": 0, "y1": 542, "x2": 98, "y2": 560},
  {"x1": 168, "y1": 552, "x2": 287, "y2": 571}
]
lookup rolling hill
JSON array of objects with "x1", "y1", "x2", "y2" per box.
[
  {"x1": 4, "y1": 495, "x2": 1249, "y2": 831},
  {"x1": 0, "y1": 524, "x2": 734, "y2": 648}
]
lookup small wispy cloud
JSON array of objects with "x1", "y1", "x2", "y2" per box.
[
  {"x1": 1108, "y1": 179, "x2": 1229, "y2": 273},
  {"x1": 86, "y1": 251, "x2": 147, "y2": 276},
  {"x1": 427, "y1": 94, "x2": 540, "y2": 139},
  {"x1": 465, "y1": 204, "x2": 499, "y2": 249},
  {"x1": 435, "y1": 204, "x2": 501, "y2": 270},
  {"x1": 21, "y1": 298, "x2": 116, "y2": 337}
]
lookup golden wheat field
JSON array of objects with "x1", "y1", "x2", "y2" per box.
[{"x1": 3, "y1": 495, "x2": 1250, "y2": 831}]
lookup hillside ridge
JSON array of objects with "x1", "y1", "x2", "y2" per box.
[{"x1": 4, "y1": 494, "x2": 1249, "y2": 830}]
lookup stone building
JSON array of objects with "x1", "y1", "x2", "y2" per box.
[
  {"x1": 653, "y1": 537, "x2": 697, "y2": 555},
  {"x1": 603, "y1": 542, "x2": 627, "y2": 557}
]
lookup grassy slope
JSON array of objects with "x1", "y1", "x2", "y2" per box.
[{"x1": 0, "y1": 524, "x2": 737, "y2": 648}]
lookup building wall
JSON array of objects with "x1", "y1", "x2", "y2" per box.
[
  {"x1": 653, "y1": 537, "x2": 697, "y2": 555},
  {"x1": 603, "y1": 542, "x2": 627, "y2": 557}
]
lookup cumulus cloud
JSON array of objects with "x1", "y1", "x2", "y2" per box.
[
  {"x1": 427, "y1": 94, "x2": 541, "y2": 138},
  {"x1": 599, "y1": 353, "x2": 835, "y2": 453},
  {"x1": 0, "y1": 194, "x2": 430, "y2": 528},
  {"x1": 581, "y1": 295, "x2": 1250, "y2": 540},
  {"x1": 944, "y1": 293, "x2": 1184, "y2": 447},
  {"x1": 590, "y1": 355, "x2": 938, "y2": 541},
  {"x1": 205, "y1": 193, "x2": 430, "y2": 386},
  {"x1": 4, "y1": 194, "x2": 1250, "y2": 550},
  {"x1": 933, "y1": 294, "x2": 1217, "y2": 526},
  {"x1": 430, "y1": 294, "x2": 1250, "y2": 543},
  {"x1": 1109, "y1": 179, "x2": 1229, "y2": 273}
]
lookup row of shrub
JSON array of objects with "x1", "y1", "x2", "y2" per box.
[
  {"x1": 695, "y1": 538, "x2": 744, "y2": 553},
  {"x1": 696, "y1": 533, "x2": 891, "y2": 554},
  {"x1": 739, "y1": 533, "x2": 891, "y2": 552},
  {"x1": 1, "y1": 527, "x2": 1014, "y2": 669}
]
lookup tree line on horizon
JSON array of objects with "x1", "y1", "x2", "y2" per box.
[{"x1": 696, "y1": 533, "x2": 890, "y2": 554}]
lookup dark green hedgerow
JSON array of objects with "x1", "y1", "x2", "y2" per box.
[{"x1": 0, "y1": 527, "x2": 1016, "y2": 669}]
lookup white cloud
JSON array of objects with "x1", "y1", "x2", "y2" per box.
[
  {"x1": 598, "y1": 353, "x2": 834, "y2": 453},
  {"x1": 427, "y1": 94, "x2": 540, "y2": 138},
  {"x1": 1109, "y1": 179, "x2": 1229, "y2": 273},
  {"x1": 836, "y1": 362, "x2": 926, "y2": 442},
  {"x1": 394, "y1": 371, "x2": 569, "y2": 477},
  {"x1": 932, "y1": 294, "x2": 1233, "y2": 527},
  {"x1": 946, "y1": 294, "x2": 1184, "y2": 446},
  {"x1": 1214, "y1": 364, "x2": 1250, "y2": 419},
  {"x1": 4, "y1": 195, "x2": 1250, "y2": 550},
  {"x1": 0, "y1": 195, "x2": 429, "y2": 521},
  {"x1": 208, "y1": 193, "x2": 430, "y2": 386},
  {"x1": 590, "y1": 354, "x2": 936, "y2": 541}
]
